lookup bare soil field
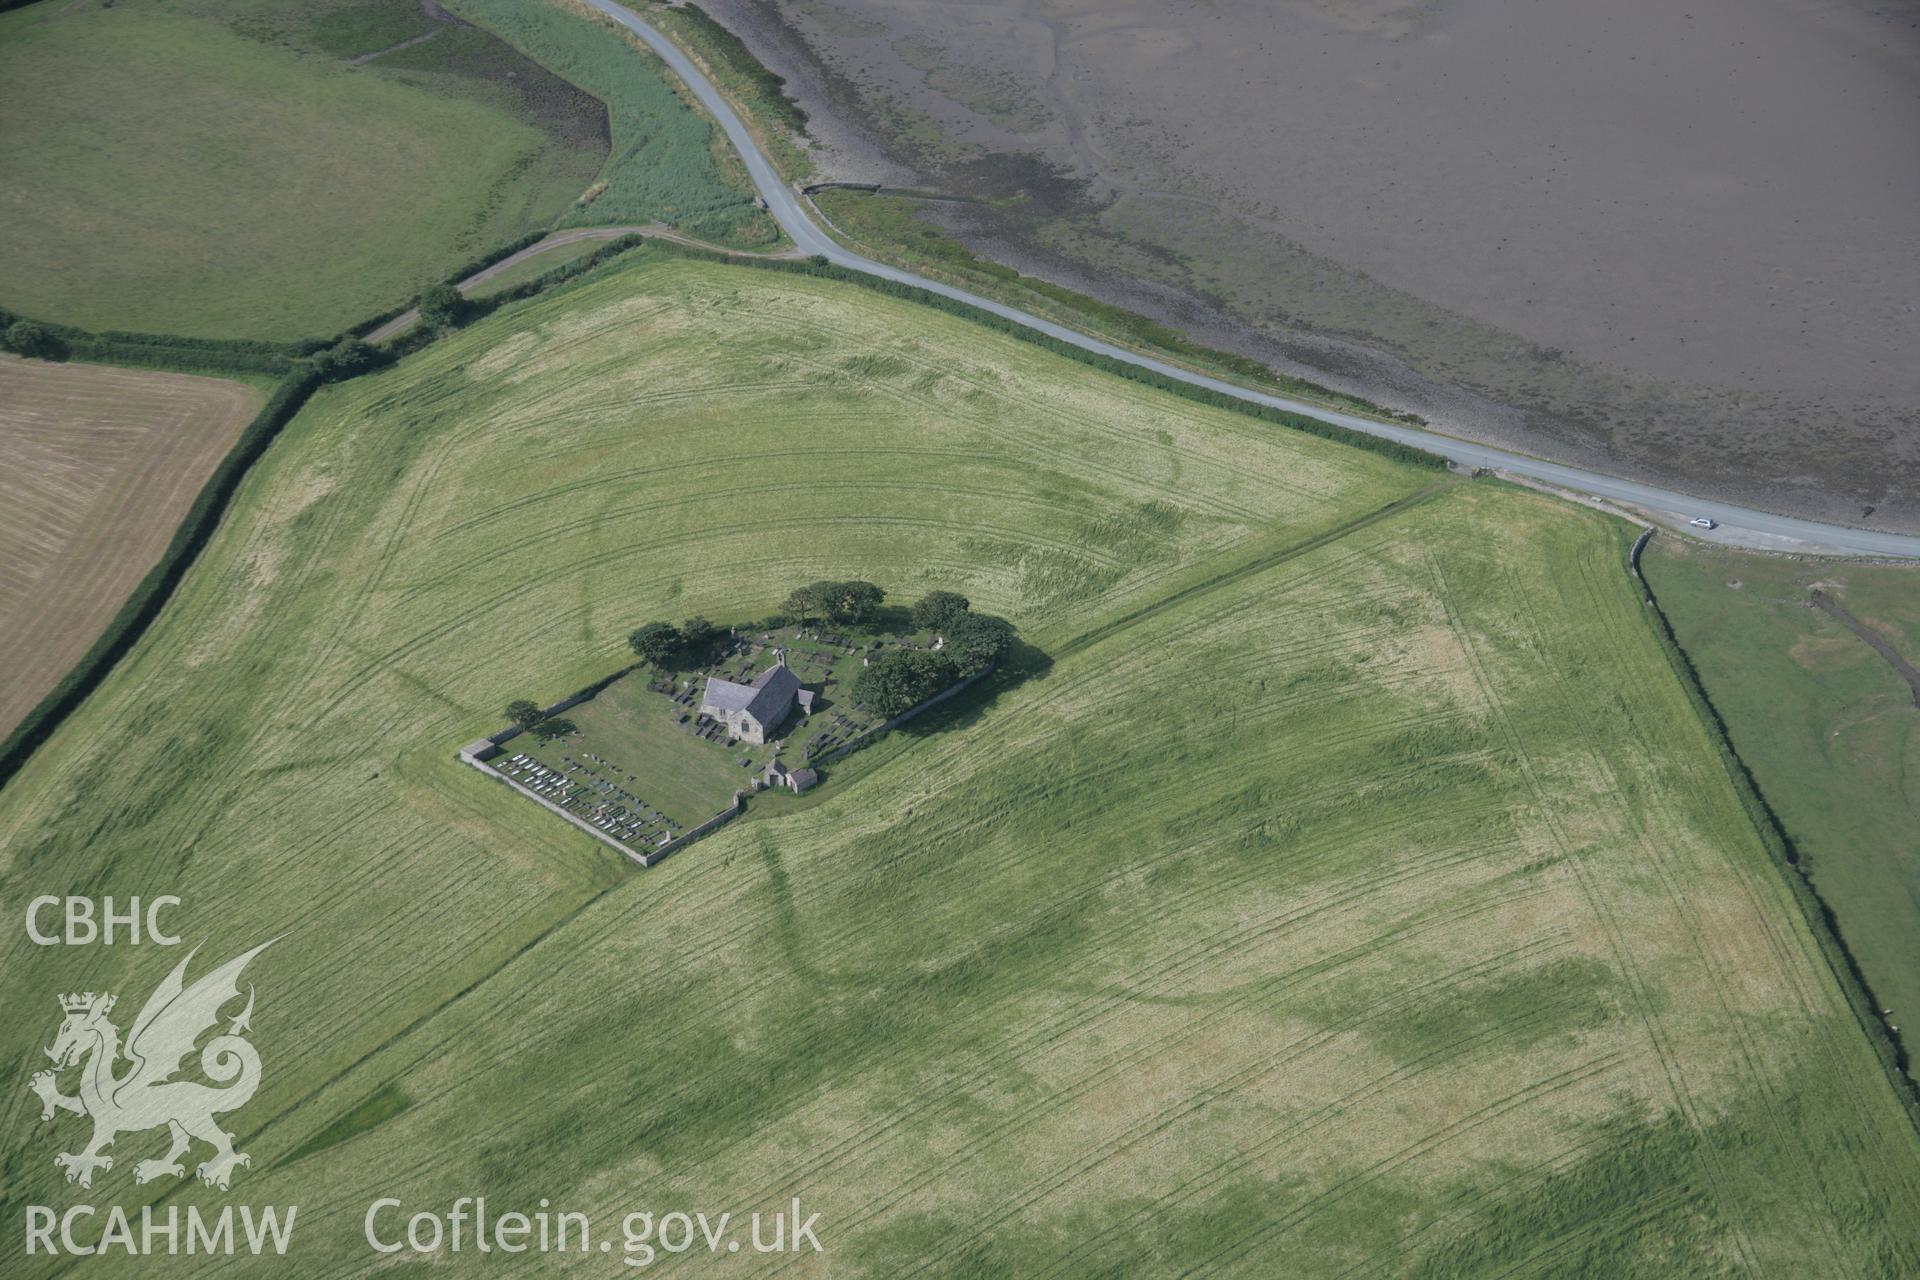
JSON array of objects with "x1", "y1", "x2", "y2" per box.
[
  {"x1": 697, "y1": 0, "x2": 1920, "y2": 530},
  {"x1": 0, "y1": 356, "x2": 262, "y2": 740}
]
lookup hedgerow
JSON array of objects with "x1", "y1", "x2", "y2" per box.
[
  {"x1": 1632, "y1": 526, "x2": 1920, "y2": 1131},
  {"x1": 0, "y1": 313, "x2": 295, "y2": 374},
  {"x1": 645, "y1": 241, "x2": 1451, "y2": 471},
  {"x1": 0, "y1": 371, "x2": 322, "y2": 789}
]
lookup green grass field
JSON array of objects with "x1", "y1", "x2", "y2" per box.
[
  {"x1": 509, "y1": 675, "x2": 754, "y2": 831},
  {"x1": 1643, "y1": 539, "x2": 1920, "y2": 1053},
  {"x1": 0, "y1": 0, "x2": 781, "y2": 340},
  {"x1": 442, "y1": 0, "x2": 780, "y2": 247},
  {"x1": 0, "y1": 0, "x2": 609, "y2": 339},
  {"x1": 3, "y1": 255, "x2": 1917, "y2": 1275}
]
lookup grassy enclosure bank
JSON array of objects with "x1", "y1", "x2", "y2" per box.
[
  {"x1": 1643, "y1": 540, "x2": 1920, "y2": 1052},
  {"x1": 2, "y1": 256, "x2": 1917, "y2": 1276}
]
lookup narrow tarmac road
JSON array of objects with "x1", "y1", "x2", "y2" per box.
[{"x1": 583, "y1": 0, "x2": 1920, "y2": 559}]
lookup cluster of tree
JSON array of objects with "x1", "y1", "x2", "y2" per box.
[
  {"x1": 503, "y1": 699, "x2": 574, "y2": 741},
  {"x1": 417, "y1": 284, "x2": 473, "y2": 330},
  {"x1": 909, "y1": 590, "x2": 971, "y2": 633},
  {"x1": 309, "y1": 337, "x2": 384, "y2": 381},
  {"x1": 783, "y1": 580, "x2": 884, "y2": 626},
  {"x1": 627, "y1": 616, "x2": 720, "y2": 666},
  {"x1": 905, "y1": 590, "x2": 1012, "y2": 675},
  {"x1": 851, "y1": 649, "x2": 953, "y2": 718},
  {"x1": 850, "y1": 591, "x2": 1014, "y2": 717},
  {"x1": 1, "y1": 319, "x2": 64, "y2": 360}
]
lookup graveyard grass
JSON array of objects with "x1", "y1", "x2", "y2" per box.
[
  {"x1": 493, "y1": 623, "x2": 903, "y2": 846},
  {"x1": 1, "y1": 253, "x2": 1917, "y2": 1276},
  {"x1": 506, "y1": 674, "x2": 753, "y2": 832}
]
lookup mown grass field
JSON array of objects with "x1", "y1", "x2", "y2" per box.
[
  {"x1": 0, "y1": 0, "x2": 613, "y2": 339},
  {"x1": 0, "y1": 355, "x2": 264, "y2": 743},
  {"x1": 1644, "y1": 539, "x2": 1920, "y2": 1057},
  {"x1": 510, "y1": 675, "x2": 753, "y2": 830},
  {"x1": 2, "y1": 256, "x2": 1916, "y2": 1276}
]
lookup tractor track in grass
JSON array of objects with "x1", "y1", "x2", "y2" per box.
[
  {"x1": 87, "y1": 479, "x2": 1417, "y2": 1235},
  {"x1": 1426, "y1": 547, "x2": 1770, "y2": 1275},
  {"x1": 581, "y1": 0, "x2": 1920, "y2": 561},
  {"x1": 1052, "y1": 482, "x2": 1454, "y2": 663},
  {"x1": 228, "y1": 552, "x2": 1512, "y2": 1251}
]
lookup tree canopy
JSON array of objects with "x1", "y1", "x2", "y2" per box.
[
  {"x1": 911, "y1": 590, "x2": 971, "y2": 634},
  {"x1": 785, "y1": 580, "x2": 885, "y2": 625},
  {"x1": 681, "y1": 616, "x2": 719, "y2": 651},
  {"x1": 417, "y1": 283, "x2": 471, "y2": 329},
  {"x1": 312, "y1": 336, "x2": 382, "y2": 381},
  {"x1": 627, "y1": 621, "x2": 683, "y2": 665},
  {"x1": 505, "y1": 699, "x2": 544, "y2": 730},
  {"x1": 942, "y1": 611, "x2": 1014, "y2": 675},
  {"x1": 851, "y1": 648, "x2": 952, "y2": 718},
  {"x1": 3, "y1": 321, "x2": 63, "y2": 360}
]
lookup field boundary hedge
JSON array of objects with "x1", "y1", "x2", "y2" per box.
[
  {"x1": 639, "y1": 240, "x2": 1450, "y2": 471},
  {"x1": 1630, "y1": 525, "x2": 1920, "y2": 1131},
  {"x1": 0, "y1": 310, "x2": 296, "y2": 375},
  {"x1": 0, "y1": 224, "x2": 1436, "y2": 792},
  {"x1": 387, "y1": 232, "x2": 1446, "y2": 470},
  {"x1": 0, "y1": 371, "x2": 322, "y2": 791}
]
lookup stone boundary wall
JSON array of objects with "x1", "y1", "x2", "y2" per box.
[
  {"x1": 460, "y1": 658, "x2": 993, "y2": 867},
  {"x1": 459, "y1": 739, "x2": 660, "y2": 865},
  {"x1": 653, "y1": 790, "x2": 748, "y2": 861},
  {"x1": 814, "y1": 663, "x2": 994, "y2": 766},
  {"x1": 459, "y1": 668, "x2": 743, "y2": 867}
]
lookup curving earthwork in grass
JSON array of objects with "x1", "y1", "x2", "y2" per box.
[{"x1": 0, "y1": 256, "x2": 1915, "y2": 1276}]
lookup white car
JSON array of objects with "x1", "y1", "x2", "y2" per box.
[{"x1": 1689, "y1": 517, "x2": 1717, "y2": 530}]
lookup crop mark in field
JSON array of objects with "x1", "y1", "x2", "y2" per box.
[
  {"x1": 1425, "y1": 547, "x2": 1771, "y2": 1276},
  {"x1": 759, "y1": 898, "x2": 1575, "y2": 1276},
  {"x1": 1051, "y1": 482, "x2": 1453, "y2": 662},
  {"x1": 1549, "y1": 544, "x2": 1868, "y2": 1263},
  {"x1": 1553, "y1": 549, "x2": 1882, "y2": 1274}
]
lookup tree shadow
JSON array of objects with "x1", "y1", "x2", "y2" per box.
[{"x1": 877, "y1": 636, "x2": 1052, "y2": 744}]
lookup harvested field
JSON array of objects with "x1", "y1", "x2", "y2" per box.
[
  {"x1": 0, "y1": 355, "x2": 262, "y2": 742},
  {"x1": 1, "y1": 258, "x2": 1915, "y2": 1276}
]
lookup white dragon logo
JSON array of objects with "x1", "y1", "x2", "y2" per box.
[{"x1": 28, "y1": 939, "x2": 275, "y2": 1191}]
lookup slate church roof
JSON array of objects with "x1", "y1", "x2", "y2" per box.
[{"x1": 702, "y1": 662, "x2": 802, "y2": 724}]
